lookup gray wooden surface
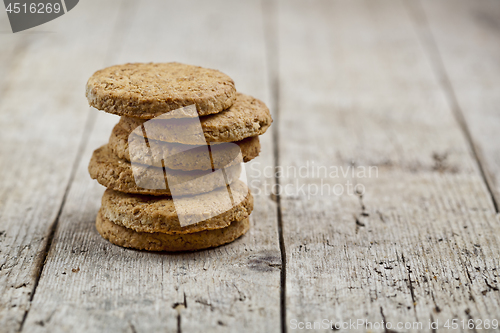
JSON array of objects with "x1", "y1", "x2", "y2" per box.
[{"x1": 0, "y1": 0, "x2": 499, "y2": 332}]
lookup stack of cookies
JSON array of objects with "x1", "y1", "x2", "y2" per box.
[{"x1": 85, "y1": 63, "x2": 272, "y2": 251}]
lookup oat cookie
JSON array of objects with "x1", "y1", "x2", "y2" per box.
[
  {"x1": 100, "y1": 180, "x2": 253, "y2": 234},
  {"x1": 119, "y1": 93, "x2": 272, "y2": 144},
  {"x1": 86, "y1": 62, "x2": 236, "y2": 118},
  {"x1": 96, "y1": 210, "x2": 250, "y2": 252},
  {"x1": 108, "y1": 123, "x2": 261, "y2": 171},
  {"x1": 88, "y1": 145, "x2": 242, "y2": 196}
]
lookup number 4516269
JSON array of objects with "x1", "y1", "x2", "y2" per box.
[
  {"x1": 5, "y1": 3, "x2": 62, "y2": 14},
  {"x1": 444, "y1": 319, "x2": 498, "y2": 330}
]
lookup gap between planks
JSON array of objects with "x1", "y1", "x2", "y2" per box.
[
  {"x1": 17, "y1": 111, "x2": 97, "y2": 333},
  {"x1": 275, "y1": 0, "x2": 500, "y2": 329},
  {"x1": 15, "y1": 0, "x2": 138, "y2": 330},
  {"x1": 262, "y1": 0, "x2": 287, "y2": 332},
  {"x1": 405, "y1": 0, "x2": 500, "y2": 213},
  {"x1": 20, "y1": 1, "x2": 281, "y2": 332}
]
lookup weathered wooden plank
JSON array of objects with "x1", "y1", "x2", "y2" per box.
[
  {"x1": 417, "y1": 0, "x2": 500, "y2": 211},
  {"x1": 0, "y1": 1, "x2": 132, "y2": 331},
  {"x1": 22, "y1": 0, "x2": 281, "y2": 332},
  {"x1": 0, "y1": 11, "x2": 29, "y2": 95},
  {"x1": 276, "y1": 0, "x2": 500, "y2": 331}
]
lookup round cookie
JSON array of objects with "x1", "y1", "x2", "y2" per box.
[
  {"x1": 108, "y1": 123, "x2": 261, "y2": 171},
  {"x1": 119, "y1": 93, "x2": 272, "y2": 144},
  {"x1": 86, "y1": 62, "x2": 236, "y2": 118},
  {"x1": 100, "y1": 180, "x2": 253, "y2": 234},
  {"x1": 96, "y1": 210, "x2": 250, "y2": 252},
  {"x1": 88, "y1": 145, "x2": 242, "y2": 196}
]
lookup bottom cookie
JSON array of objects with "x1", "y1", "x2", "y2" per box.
[{"x1": 96, "y1": 210, "x2": 250, "y2": 252}]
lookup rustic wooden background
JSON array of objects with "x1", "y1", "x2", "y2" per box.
[{"x1": 1, "y1": 0, "x2": 499, "y2": 332}]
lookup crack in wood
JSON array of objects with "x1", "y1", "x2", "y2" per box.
[
  {"x1": 430, "y1": 314, "x2": 437, "y2": 333},
  {"x1": 33, "y1": 309, "x2": 55, "y2": 329},
  {"x1": 380, "y1": 306, "x2": 400, "y2": 333},
  {"x1": 262, "y1": 0, "x2": 286, "y2": 332},
  {"x1": 17, "y1": 111, "x2": 97, "y2": 333},
  {"x1": 172, "y1": 292, "x2": 187, "y2": 333},
  {"x1": 194, "y1": 298, "x2": 214, "y2": 311},
  {"x1": 430, "y1": 290, "x2": 441, "y2": 313},
  {"x1": 401, "y1": 253, "x2": 418, "y2": 320},
  {"x1": 465, "y1": 308, "x2": 479, "y2": 333},
  {"x1": 128, "y1": 321, "x2": 137, "y2": 333},
  {"x1": 483, "y1": 278, "x2": 499, "y2": 292},
  {"x1": 354, "y1": 190, "x2": 370, "y2": 234}
]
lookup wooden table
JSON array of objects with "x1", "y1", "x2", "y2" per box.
[{"x1": 1, "y1": 0, "x2": 499, "y2": 332}]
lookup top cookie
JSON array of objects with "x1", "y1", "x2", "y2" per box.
[{"x1": 86, "y1": 62, "x2": 237, "y2": 118}]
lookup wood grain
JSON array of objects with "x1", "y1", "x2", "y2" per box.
[
  {"x1": 21, "y1": 0, "x2": 281, "y2": 332},
  {"x1": 275, "y1": 0, "x2": 500, "y2": 331},
  {"x1": 0, "y1": 0, "x2": 136, "y2": 331},
  {"x1": 2, "y1": 0, "x2": 500, "y2": 331},
  {"x1": 417, "y1": 0, "x2": 500, "y2": 211}
]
